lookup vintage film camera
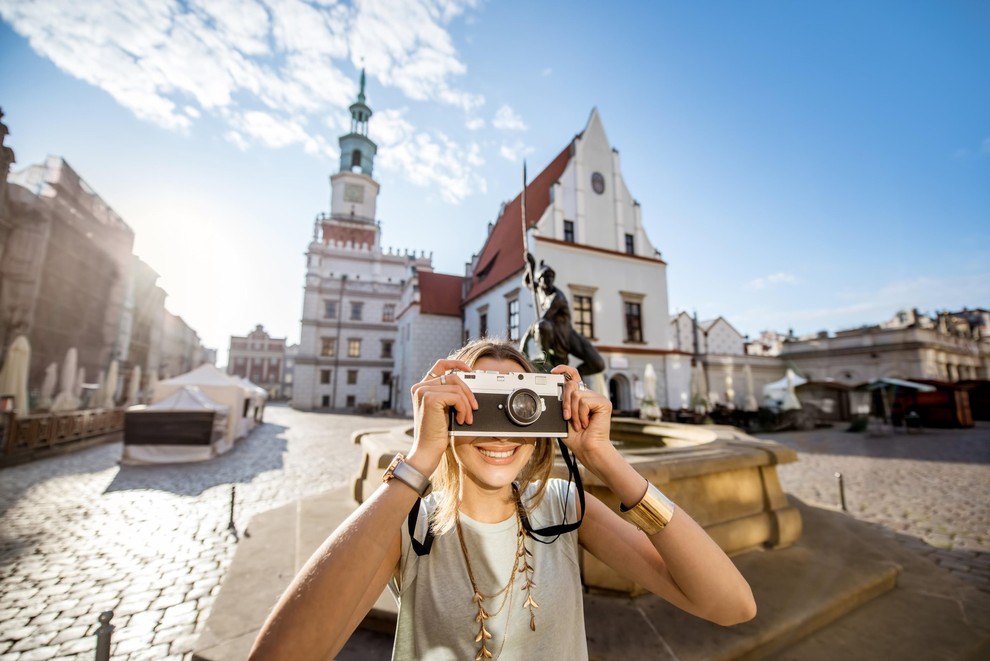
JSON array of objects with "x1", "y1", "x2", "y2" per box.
[{"x1": 449, "y1": 371, "x2": 568, "y2": 438}]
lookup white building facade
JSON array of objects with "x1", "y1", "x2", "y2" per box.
[
  {"x1": 393, "y1": 271, "x2": 465, "y2": 414},
  {"x1": 293, "y1": 73, "x2": 431, "y2": 411},
  {"x1": 458, "y1": 109, "x2": 689, "y2": 412}
]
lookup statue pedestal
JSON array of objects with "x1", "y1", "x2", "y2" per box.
[{"x1": 579, "y1": 418, "x2": 801, "y2": 594}]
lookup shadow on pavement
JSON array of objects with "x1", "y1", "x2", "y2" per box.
[
  {"x1": 104, "y1": 423, "x2": 289, "y2": 497},
  {"x1": 762, "y1": 422, "x2": 990, "y2": 465}
]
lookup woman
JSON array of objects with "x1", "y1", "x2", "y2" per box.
[{"x1": 251, "y1": 339, "x2": 756, "y2": 660}]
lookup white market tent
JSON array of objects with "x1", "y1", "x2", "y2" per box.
[
  {"x1": 762, "y1": 369, "x2": 808, "y2": 410},
  {"x1": 153, "y1": 364, "x2": 251, "y2": 444},
  {"x1": 233, "y1": 376, "x2": 268, "y2": 437},
  {"x1": 123, "y1": 386, "x2": 231, "y2": 464}
]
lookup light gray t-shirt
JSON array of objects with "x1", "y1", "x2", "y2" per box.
[{"x1": 392, "y1": 479, "x2": 587, "y2": 660}]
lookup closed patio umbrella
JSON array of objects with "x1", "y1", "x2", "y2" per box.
[
  {"x1": 51, "y1": 348, "x2": 80, "y2": 412},
  {"x1": 125, "y1": 365, "x2": 141, "y2": 407},
  {"x1": 103, "y1": 360, "x2": 119, "y2": 408},
  {"x1": 743, "y1": 364, "x2": 758, "y2": 412},
  {"x1": 0, "y1": 335, "x2": 31, "y2": 415},
  {"x1": 145, "y1": 371, "x2": 158, "y2": 404},
  {"x1": 38, "y1": 362, "x2": 58, "y2": 410},
  {"x1": 690, "y1": 361, "x2": 708, "y2": 414},
  {"x1": 639, "y1": 363, "x2": 661, "y2": 420},
  {"x1": 724, "y1": 366, "x2": 736, "y2": 408}
]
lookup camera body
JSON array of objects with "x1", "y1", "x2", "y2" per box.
[{"x1": 449, "y1": 371, "x2": 568, "y2": 438}]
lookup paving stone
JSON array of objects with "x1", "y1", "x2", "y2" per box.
[
  {"x1": 55, "y1": 636, "x2": 94, "y2": 656},
  {"x1": 13, "y1": 645, "x2": 61, "y2": 661}
]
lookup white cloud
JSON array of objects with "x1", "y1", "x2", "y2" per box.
[
  {"x1": 493, "y1": 104, "x2": 527, "y2": 131},
  {"x1": 465, "y1": 117, "x2": 485, "y2": 130},
  {"x1": 1, "y1": 0, "x2": 487, "y2": 201},
  {"x1": 224, "y1": 130, "x2": 250, "y2": 151},
  {"x1": 498, "y1": 140, "x2": 534, "y2": 163},
  {"x1": 372, "y1": 108, "x2": 485, "y2": 203},
  {"x1": 746, "y1": 272, "x2": 799, "y2": 290},
  {"x1": 349, "y1": 0, "x2": 483, "y2": 111}
]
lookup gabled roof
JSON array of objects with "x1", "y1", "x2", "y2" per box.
[
  {"x1": 463, "y1": 143, "x2": 574, "y2": 303},
  {"x1": 161, "y1": 364, "x2": 240, "y2": 387},
  {"x1": 419, "y1": 271, "x2": 464, "y2": 317},
  {"x1": 145, "y1": 385, "x2": 230, "y2": 412}
]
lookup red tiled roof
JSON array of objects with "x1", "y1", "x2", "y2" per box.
[
  {"x1": 463, "y1": 143, "x2": 574, "y2": 303},
  {"x1": 419, "y1": 271, "x2": 464, "y2": 317}
]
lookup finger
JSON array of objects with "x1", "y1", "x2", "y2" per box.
[
  {"x1": 413, "y1": 376, "x2": 475, "y2": 425},
  {"x1": 443, "y1": 371, "x2": 476, "y2": 423},
  {"x1": 424, "y1": 359, "x2": 474, "y2": 381},
  {"x1": 551, "y1": 365, "x2": 581, "y2": 419},
  {"x1": 422, "y1": 390, "x2": 473, "y2": 426},
  {"x1": 579, "y1": 395, "x2": 592, "y2": 429}
]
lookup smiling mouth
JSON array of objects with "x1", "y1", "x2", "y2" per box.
[{"x1": 478, "y1": 447, "x2": 517, "y2": 459}]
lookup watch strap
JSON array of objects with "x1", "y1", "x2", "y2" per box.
[{"x1": 383, "y1": 453, "x2": 432, "y2": 498}]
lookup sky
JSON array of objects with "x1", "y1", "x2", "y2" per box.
[{"x1": 1, "y1": 0, "x2": 988, "y2": 367}]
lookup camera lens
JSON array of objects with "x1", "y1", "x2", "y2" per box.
[{"x1": 506, "y1": 389, "x2": 541, "y2": 426}]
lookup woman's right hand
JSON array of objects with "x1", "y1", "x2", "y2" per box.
[{"x1": 407, "y1": 359, "x2": 478, "y2": 476}]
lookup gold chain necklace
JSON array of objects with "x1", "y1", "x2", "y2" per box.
[{"x1": 455, "y1": 506, "x2": 538, "y2": 661}]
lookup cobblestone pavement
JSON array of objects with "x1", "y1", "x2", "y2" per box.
[
  {"x1": 0, "y1": 404, "x2": 407, "y2": 660},
  {"x1": 2, "y1": 409, "x2": 988, "y2": 660},
  {"x1": 765, "y1": 420, "x2": 990, "y2": 594}
]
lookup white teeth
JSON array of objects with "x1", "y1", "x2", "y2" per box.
[{"x1": 478, "y1": 448, "x2": 515, "y2": 459}]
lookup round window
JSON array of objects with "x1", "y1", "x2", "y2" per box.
[{"x1": 591, "y1": 172, "x2": 605, "y2": 194}]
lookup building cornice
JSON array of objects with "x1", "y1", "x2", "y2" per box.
[
  {"x1": 536, "y1": 236, "x2": 668, "y2": 265},
  {"x1": 301, "y1": 320, "x2": 398, "y2": 332}
]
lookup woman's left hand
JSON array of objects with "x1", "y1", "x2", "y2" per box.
[{"x1": 551, "y1": 365, "x2": 614, "y2": 465}]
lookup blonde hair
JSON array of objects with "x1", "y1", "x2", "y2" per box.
[{"x1": 429, "y1": 338, "x2": 556, "y2": 534}]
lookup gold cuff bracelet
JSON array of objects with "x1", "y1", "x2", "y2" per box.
[{"x1": 619, "y1": 482, "x2": 675, "y2": 536}]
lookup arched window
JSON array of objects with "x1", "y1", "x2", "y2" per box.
[{"x1": 351, "y1": 149, "x2": 362, "y2": 172}]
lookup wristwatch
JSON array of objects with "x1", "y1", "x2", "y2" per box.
[{"x1": 382, "y1": 453, "x2": 432, "y2": 498}]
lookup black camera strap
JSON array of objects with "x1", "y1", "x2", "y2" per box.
[
  {"x1": 407, "y1": 438, "x2": 586, "y2": 556},
  {"x1": 516, "y1": 438, "x2": 585, "y2": 544},
  {"x1": 408, "y1": 500, "x2": 434, "y2": 557}
]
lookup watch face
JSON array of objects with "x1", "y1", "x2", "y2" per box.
[
  {"x1": 591, "y1": 172, "x2": 605, "y2": 194},
  {"x1": 344, "y1": 183, "x2": 365, "y2": 203}
]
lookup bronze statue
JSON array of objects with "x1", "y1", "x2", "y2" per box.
[{"x1": 521, "y1": 255, "x2": 604, "y2": 376}]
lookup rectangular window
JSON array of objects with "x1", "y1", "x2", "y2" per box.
[
  {"x1": 625, "y1": 233, "x2": 635, "y2": 255},
  {"x1": 321, "y1": 395, "x2": 330, "y2": 407},
  {"x1": 381, "y1": 339, "x2": 393, "y2": 359},
  {"x1": 320, "y1": 369, "x2": 331, "y2": 385},
  {"x1": 382, "y1": 303, "x2": 396, "y2": 322},
  {"x1": 479, "y1": 312, "x2": 488, "y2": 338},
  {"x1": 348, "y1": 338, "x2": 361, "y2": 357},
  {"x1": 320, "y1": 337, "x2": 336, "y2": 357},
  {"x1": 564, "y1": 220, "x2": 575, "y2": 243},
  {"x1": 347, "y1": 369, "x2": 358, "y2": 385},
  {"x1": 574, "y1": 295, "x2": 594, "y2": 339},
  {"x1": 350, "y1": 301, "x2": 364, "y2": 321},
  {"x1": 346, "y1": 395, "x2": 356, "y2": 407},
  {"x1": 507, "y1": 299, "x2": 520, "y2": 341},
  {"x1": 624, "y1": 301, "x2": 643, "y2": 343},
  {"x1": 324, "y1": 300, "x2": 337, "y2": 319},
  {"x1": 382, "y1": 370, "x2": 392, "y2": 386}
]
